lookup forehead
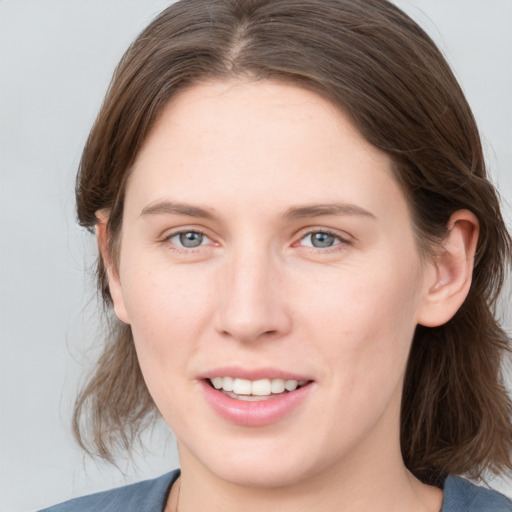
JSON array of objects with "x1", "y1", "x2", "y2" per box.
[
  {"x1": 141, "y1": 79, "x2": 373, "y2": 164},
  {"x1": 126, "y1": 79, "x2": 409, "y2": 225}
]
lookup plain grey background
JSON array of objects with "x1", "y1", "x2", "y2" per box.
[{"x1": 1, "y1": 1, "x2": 511, "y2": 511}]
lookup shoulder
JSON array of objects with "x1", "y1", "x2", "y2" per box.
[
  {"x1": 36, "y1": 470, "x2": 179, "y2": 512},
  {"x1": 441, "y1": 475, "x2": 512, "y2": 512}
]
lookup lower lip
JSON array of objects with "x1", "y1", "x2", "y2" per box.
[{"x1": 200, "y1": 380, "x2": 313, "y2": 426}]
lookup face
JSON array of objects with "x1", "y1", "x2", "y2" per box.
[{"x1": 108, "y1": 80, "x2": 435, "y2": 488}]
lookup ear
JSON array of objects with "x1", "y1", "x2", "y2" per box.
[
  {"x1": 95, "y1": 209, "x2": 131, "y2": 325},
  {"x1": 417, "y1": 210, "x2": 479, "y2": 327}
]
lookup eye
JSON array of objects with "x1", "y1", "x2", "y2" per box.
[
  {"x1": 168, "y1": 230, "x2": 210, "y2": 248},
  {"x1": 299, "y1": 231, "x2": 343, "y2": 248}
]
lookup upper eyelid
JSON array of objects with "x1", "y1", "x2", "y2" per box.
[
  {"x1": 168, "y1": 230, "x2": 209, "y2": 239},
  {"x1": 162, "y1": 226, "x2": 209, "y2": 239},
  {"x1": 162, "y1": 229, "x2": 214, "y2": 252},
  {"x1": 300, "y1": 230, "x2": 342, "y2": 240},
  {"x1": 159, "y1": 226, "x2": 353, "y2": 247},
  {"x1": 296, "y1": 226, "x2": 353, "y2": 241},
  {"x1": 297, "y1": 232, "x2": 347, "y2": 248},
  {"x1": 161, "y1": 228, "x2": 212, "y2": 246}
]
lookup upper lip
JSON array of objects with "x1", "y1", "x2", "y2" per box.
[{"x1": 197, "y1": 366, "x2": 313, "y2": 382}]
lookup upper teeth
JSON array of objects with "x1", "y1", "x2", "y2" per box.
[{"x1": 210, "y1": 377, "x2": 306, "y2": 396}]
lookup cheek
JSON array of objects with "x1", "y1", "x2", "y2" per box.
[
  {"x1": 119, "y1": 261, "x2": 215, "y2": 372},
  {"x1": 120, "y1": 267, "x2": 216, "y2": 420},
  {"x1": 299, "y1": 252, "x2": 424, "y2": 384},
  {"x1": 293, "y1": 257, "x2": 424, "y2": 447}
]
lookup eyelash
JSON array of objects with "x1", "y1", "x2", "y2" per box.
[
  {"x1": 162, "y1": 229, "x2": 212, "y2": 253},
  {"x1": 161, "y1": 228, "x2": 352, "y2": 254},
  {"x1": 296, "y1": 229, "x2": 351, "y2": 253}
]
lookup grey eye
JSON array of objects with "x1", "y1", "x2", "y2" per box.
[
  {"x1": 175, "y1": 231, "x2": 205, "y2": 248},
  {"x1": 302, "y1": 232, "x2": 339, "y2": 248}
]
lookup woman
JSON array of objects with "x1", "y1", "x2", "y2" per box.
[{"x1": 39, "y1": 0, "x2": 512, "y2": 510}]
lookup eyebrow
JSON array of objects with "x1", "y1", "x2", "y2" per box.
[
  {"x1": 140, "y1": 201, "x2": 215, "y2": 219},
  {"x1": 139, "y1": 200, "x2": 375, "y2": 221},
  {"x1": 283, "y1": 203, "x2": 375, "y2": 221}
]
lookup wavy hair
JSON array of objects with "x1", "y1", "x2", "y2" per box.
[{"x1": 73, "y1": 0, "x2": 512, "y2": 482}]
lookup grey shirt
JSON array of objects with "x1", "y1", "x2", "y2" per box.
[{"x1": 37, "y1": 469, "x2": 512, "y2": 512}]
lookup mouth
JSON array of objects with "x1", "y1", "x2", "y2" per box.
[
  {"x1": 207, "y1": 377, "x2": 311, "y2": 401},
  {"x1": 199, "y1": 368, "x2": 314, "y2": 425}
]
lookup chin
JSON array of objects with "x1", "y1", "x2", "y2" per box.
[
  {"x1": 209, "y1": 458, "x2": 317, "y2": 489},
  {"x1": 182, "y1": 433, "x2": 336, "y2": 490}
]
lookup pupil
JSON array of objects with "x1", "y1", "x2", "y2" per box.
[
  {"x1": 179, "y1": 232, "x2": 203, "y2": 248},
  {"x1": 312, "y1": 232, "x2": 334, "y2": 248}
]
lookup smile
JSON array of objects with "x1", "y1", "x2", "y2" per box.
[
  {"x1": 209, "y1": 377, "x2": 309, "y2": 401},
  {"x1": 201, "y1": 373, "x2": 314, "y2": 426}
]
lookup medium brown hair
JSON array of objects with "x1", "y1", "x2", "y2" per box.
[{"x1": 73, "y1": 0, "x2": 512, "y2": 482}]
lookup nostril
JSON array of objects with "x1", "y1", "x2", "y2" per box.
[{"x1": 218, "y1": 328, "x2": 278, "y2": 341}]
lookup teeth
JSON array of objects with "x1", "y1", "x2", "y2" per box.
[
  {"x1": 252, "y1": 379, "x2": 271, "y2": 396},
  {"x1": 232, "y1": 378, "x2": 252, "y2": 395},
  {"x1": 223, "y1": 376, "x2": 234, "y2": 391},
  {"x1": 285, "y1": 379, "x2": 298, "y2": 391},
  {"x1": 211, "y1": 377, "x2": 223, "y2": 389},
  {"x1": 271, "y1": 379, "x2": 285, "y2": 394},
  {"x1": 209, "y1": 377, "x2": 307, "y2": 396}
]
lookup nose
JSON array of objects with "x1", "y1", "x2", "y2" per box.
[{"x1": 214, "y1": 246, "x2": 292, "y2": 344}]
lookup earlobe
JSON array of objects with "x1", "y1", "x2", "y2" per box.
[
  {"x1": 418, "y1": 210, "x2": 479, "y2": 327},
  {"x1": 95, "y1": 210, "x2": 131, "y2": 325}
]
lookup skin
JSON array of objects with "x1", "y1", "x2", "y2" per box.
[{"x1": 98, "y1": 79, "x2": 478, "y2": 512}]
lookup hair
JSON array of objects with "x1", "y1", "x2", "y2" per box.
[{"x1": 73, "y1": 0, "x2": 512, "y2": 483}]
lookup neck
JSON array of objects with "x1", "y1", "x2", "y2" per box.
[{"x1": 172, "y1": 441, "x2": 442, "y2": 512}]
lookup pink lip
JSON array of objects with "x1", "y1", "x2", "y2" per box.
[
  {"x1": 198, "y1": 366, "x2": 312, "y2": 381},
  {"x1": 199, "y1": 377, "x2": 314, "y2": 427}
]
